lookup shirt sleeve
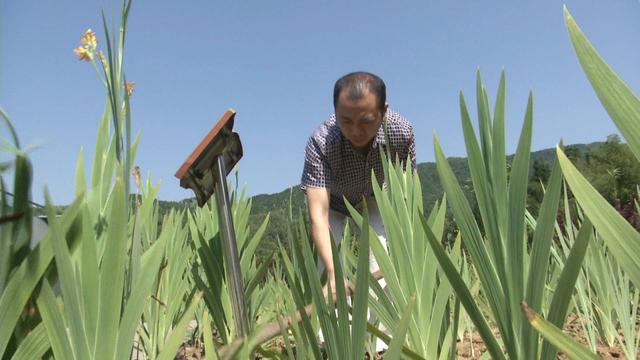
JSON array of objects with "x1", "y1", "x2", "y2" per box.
[
  {"x1": 408, "y1": 129, "x2": 417, "y2": 170},
  {"x1": 300, "y1": 136, "x2": 331, "y2": 191}
]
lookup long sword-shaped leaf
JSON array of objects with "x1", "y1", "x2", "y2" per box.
[
  {"x1": 10, "y1": 323, "x2": 49, "y2": 360},
  {"x1": 476, "y1": 71, "x2": 493, "y2": 183},
  {"x1": 459, "y1": 92, "x2": 505, "y2": 279},
  {"x1": 564, "y1": 6, "x2": 640, "y2": 162},
  {"x1": 0, "y1": 107, "x2": 20, "y2": 147},
  {"x1": 491, "y1": 71, "x2": 508, "y2": 237},
  {"x1": 523, "y1": 155, "x2": 562, "y2": 358},
  {"x1": 0, "y1": 153, "x2": 33, "y2": 295},
  {"x1": 351, "y1": 200, "x2": 370, "y2": 360},
  {"x1": 78, "y1": 198, "x2": 98, "y2": 352},
  {"x1": 522, "y1": 303, "x2": 600, "y2": 360},
  {"x1": 75, "y1": 148, "x2": 86, "y2": 196},
  {"x1": 293, "y1": 215, "x2": 339, "y2": 359},
  {"x1": 94, "y1": 177, "x2": 127, "y2": 359},
  {"x1": 365, "y1": 322, "x2": 425, "y2": 360},
  {"x1": 240, "y1": 214, "x2": 269, "y2": 278},
  {"x1": 278, "y1": 244, "x2": 323, "y2": 360},
  {"x1": 0, "y1": 195, "x2": 83, "y2": 356},
  {"x1": 330, "y1": 227, "x2": 351, "y2": 359},
  {"x1": 156, "y1": 292, "x2": 203, "y2": 360},
  {"x1": 36, "y1": 281, "x2": 74, "y2": 360},
  {"x1": 541, "y1": 219, "x2": 593, "y2": 360},
  {"x1": 90, "y1": 104, "x2": 109, "y2": 194},
  {"x1": 203, "y1": 310, "x2": 220, "y2": 360},
  {"x1": 557, "y1": 146, "x2": 640, "y2": 287},
  {"x1": 45, "y1": 190, "x2": 91, "y2": 359},
  {"x1": 507, "y1": 91, "x2": 534, "y2": 331},
  {"x1": 419, "y1": 213, "x2": 505, "y2": 360},
  {"x1": 115, "y1": 230, "x2": 167, "y2": 360},
  {"x1": 385, "y1": 293, "x2": 416, "y2": 360},
  {"x1": 345, "y1": 198, "x2": 408, "y2": 317},
  {"x1": 433, "y1": 133, "x2": 508, "y2": 342}
]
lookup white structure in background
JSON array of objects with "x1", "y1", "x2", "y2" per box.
[{"x1": 31, "y1": 215, "x2": 48, "y2": 248}]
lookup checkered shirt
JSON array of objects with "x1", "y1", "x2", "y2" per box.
[{"x1": 300, "y1": 108, "x2": 416, "y2": 214}]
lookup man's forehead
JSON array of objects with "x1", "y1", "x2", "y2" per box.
[
  {"x1": 336, "y1": 93, "x2": 379, "y2": 112},
  {"x1": 337, "y1": 88, "x2": 375, "y2": 103}
]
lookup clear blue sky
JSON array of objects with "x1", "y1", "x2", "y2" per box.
[{"x1": 2, "y1": 1, "x2": 639, "y2": 205}]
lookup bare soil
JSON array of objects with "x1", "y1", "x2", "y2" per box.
[
  {"x1": 456, "y1": 312, "x2": 638, "y2": 359},
  {"x1": 176, "y1": 312, "x2": 639, "y2": 359}
]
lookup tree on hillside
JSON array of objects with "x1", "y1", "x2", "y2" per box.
[
  {"x1": 527, "y1": 159, "x2": 552, "y2": 214},
  {"x1": 577, "y1": 134, "x2": 640, "y2": 205}
]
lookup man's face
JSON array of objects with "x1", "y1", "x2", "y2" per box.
[{"x1": 335, "y1": 90, "x2": 387, "y2": 152}]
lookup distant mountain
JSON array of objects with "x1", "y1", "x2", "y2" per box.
[
  {"x1": 243, "y1": 142, "x2": 599, "y2": 251},
  {"x1": 248, "y1": 143, "x2": 597, "y2": 214},
  {"x1": 156, "y1": 141, "x2": 602, "y2": 258}
]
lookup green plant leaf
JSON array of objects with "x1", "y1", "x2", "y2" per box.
[
  {"x1": 90, "y1": 104, "x2": 109, "y2": 192},
  {"x1": 10, "y1": 154, "x2": 33, "y2": 256},
  {"x1": 385, "y1": 293, "x2": 416, "y2": 360},
  {"x1": 419, "y1": 211, "x2": 505, "y2": 360},
  {"x1": 240, "y1": 213, "x2": 269, "y2": 277},
  {"x1": 350, "y1": 200, "x2": 370, "y2": 360},
  {"x1": 294, "y1": 216, "x2": 338, "y2": 359},
  {"x1": 36, "y1": 281, "x2": 74, "y2": 360},
  {"x1": 203, "y1": 309, "x2": 220, "y2": 360},
  {"x1": 94, "y1": 177, "x2": 128, "y2": 359},
  {"x1": 564, "y1": 6, "x2": 640, "y2": 162},
  {"x1": 523, "y1": 155, "x2": 562, "y2": 357},
  {"x1": 433, "y1": 132, "x2": 508, "y2": 345},
  {"x1": 0, "y1": 107, "x2": 20, "y2": 147},
  {"x1": 0, "y1": 195, "x2": 83, "y2": 357},
  {"x1": 10, "y1": 323, "x2": 49, "y2": 360},
  {"x1": 541, "y1": 219, "x2": 593, "y2": 360},
  {"x1": 45, "y1": 189, "x2": 91, "y2": 359},
  {"x1": 557, "y1": 146, "x2": 640, "y2": 288},
  {"x1": 115, "y1": 229, "x2": 167, "y2": 360},
  {"x1": 75, "y1": 148, "x2": 86, "y2": 197},
  {"x1": 501, "y1": 92, "x2": 535, "y2": 358},
  {"x1": 156, "y1": 292, "x2": 203, "y2": 360},
  {"x1": 491, "y1": 71, "x2": 508, "y2": 236},
  {"x1": 278, "y1": 244, "x2": 323, "y2": 360},
  {"x1": 522, "y1": 302, "x2": 600, "y2": 360},
  {"x1": 459, "y1": 91, "x2": 506, "y2": 292}
]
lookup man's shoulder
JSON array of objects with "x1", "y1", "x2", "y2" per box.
[
  {"x1": 386, "y1": 108, "x2": 413, "y2": 131},
  {"x1": 309, "y1": 114, "x2": 342, "y2": 147},
  {"x1": 383, "y1": 108, "x2": 414, "y2": 146}
]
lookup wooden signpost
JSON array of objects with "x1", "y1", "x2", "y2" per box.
[{"x1": 175, "y1": 109, "x2": 249, "y2": 337}]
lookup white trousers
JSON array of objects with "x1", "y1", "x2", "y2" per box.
[
  {"x1": 316, "y1": 199, "x2": 388, "y2": 276},
  {"x1": 316, "y1": 199, "x2": 389, "y2": 350}
]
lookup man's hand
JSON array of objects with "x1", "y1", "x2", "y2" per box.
[
  {"x1": 322, "y1": 272, "x2": 338, "y2": 300},
  {"x1": 306, "y1": 188, "x2": 353, "y2": 301},
  {"x1": 322, "y1": 272, "x2": 353, "y2": 301}
]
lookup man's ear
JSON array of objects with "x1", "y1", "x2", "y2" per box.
[{"x1": 383, "y1": 102, "x2": 389, "y2": 117}]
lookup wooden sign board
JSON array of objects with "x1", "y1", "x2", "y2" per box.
[{"x1": 175, "y1": 109, "x2": 243, "y2": 207}]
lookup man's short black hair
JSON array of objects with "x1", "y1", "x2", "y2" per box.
[{"x1": 333, "y1": 72, "x2": 386, "y2": 113}]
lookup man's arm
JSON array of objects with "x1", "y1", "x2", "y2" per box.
[
  {"x1": 300, "y1": 131, "x2": 341, "y2": 295},
  {"x1": 306, "y1": 187, "x2": 335, "y2": 287}
]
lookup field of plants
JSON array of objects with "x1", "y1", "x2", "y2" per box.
[{"x1": 1, "y1": 1, "x2": 640, "y2": 359}]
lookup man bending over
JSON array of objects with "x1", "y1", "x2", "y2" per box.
[{"x1": 300, "y1": 71, "x2": 417, "y2": 296}]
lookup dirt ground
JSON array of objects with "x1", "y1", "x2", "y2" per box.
[
  {"x1": 176, "y1": 312, "x2": 639, "y2": 359},
  {"x1": 455, "y1": 312, "x2": 637, "y2": 359}
]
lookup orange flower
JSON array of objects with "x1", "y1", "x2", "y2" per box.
[
  {"x1": 80, "y1": 29, "x2": 97, "y2": 50},
  {"x1": 73, "y1": 29, "x2": 98, "y2": 62},
  {"x1": 73, "y1": 46, "x2": 93, "y2": 61},
  {"x1": 125, "y1": 81, "x2": 135, "y2": 96},
  {"x1": 132, "y1": 166, "x2": 141, "y2": 190}
]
